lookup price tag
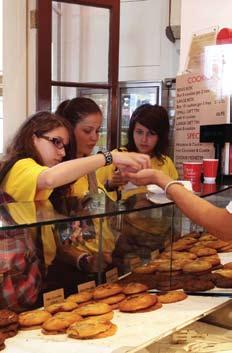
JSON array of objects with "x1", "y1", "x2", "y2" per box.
[
  {"x1": 129, "y1": 257, "x2": 142, "y2": 271},
  {"x1": 78, "y1": 280, "x2": 96, "y2": 293},
  {"x1": 105, "y1": 268, "x2": 118, "y2": 283},
  {"x1": 150, "y1": 250, "x2": 159, "y2": 260},
  {"x1": 43, "y1": 288, "x2": 64, "y2": 308}
]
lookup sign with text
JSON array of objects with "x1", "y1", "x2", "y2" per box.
[
  {"x1": 106, "y1": 268, "x2": 119, "y2": 283},
  {"x1": 78, "y1": 280, "x2": 96, "y2": 293},
  {"x1": 43, "y1": 288, "x2": 64, "y2": 308},
  {"x1": 174, "y1": 73, "x2": 229, "y2": 177}
]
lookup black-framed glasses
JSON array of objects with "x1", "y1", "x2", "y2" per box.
[{"x1": 36, "y1": 134, "x2": 68, "y2": 150}]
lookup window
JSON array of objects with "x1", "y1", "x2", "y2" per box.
[
  {"x1": 37, "y1": 0, "x2": 120, "y2": 150},
  {"x1": 0, "y1": 0, "x2": 3, "y2": 153}
]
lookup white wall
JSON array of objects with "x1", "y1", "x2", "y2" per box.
[
  {"x1": 180, "y1": 0, "x2": 232, "y2": 73},
  {"x1": 3, "y1": 0, "x2": 27, "y2": 150},
  {"x1": 119, "y1": 0, "x2": 180, "y2": 81}
]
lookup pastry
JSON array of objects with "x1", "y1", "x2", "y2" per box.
[
  {"x1": 74, "y1": 302, "x2": 112, "y2": 316},
  {"x1": 158, "y1": 290, "x2": 187, "y2": 303},
  {"x1": 19, "y1": 310, "x2": 52, "y2": 328},
  {"x1": 93, "y1": 283, "x2": 122, "y2": 300},
  {"x1": 66, "y1": 290, "x2": 93, "y2": 304},
  {"x1": 46, "y1": 301, "x2": 78, "y2": 314},
  {"x1": 119, "y1": 293, "x2": 157, "y2": 312},
  {"x1": 67, "y1": 318, "x2": 112, "y2": 339},
  {"x1": 122, "y1": 282, "x2": 149, "y2": 295}
]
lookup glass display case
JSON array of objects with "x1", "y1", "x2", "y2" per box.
[
  {"x1": 0, "y1": 186, "x2": 232, "y2": 310},
  {"x1": 0, "y1": 186, "x2": 231, "y2": 352}
]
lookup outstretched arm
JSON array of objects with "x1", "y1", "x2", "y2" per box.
[
  {"x1": 126, "y1": 169, "x2": 232, "y2": 241},
  {"x1": 37, "y1": 151, "x2": 151, "y2": 191}
]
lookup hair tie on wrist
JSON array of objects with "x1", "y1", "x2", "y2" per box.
[
  {"x1": 164, "y1": 180, "x2": 183, "y2": 199},
  {"x1": 97, "y1": 151, "x2": 113, "y2": 166}
]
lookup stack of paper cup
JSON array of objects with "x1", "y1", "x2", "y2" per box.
[{"x1": 203, "y1": 159, "x2": 219, "y2": 184}]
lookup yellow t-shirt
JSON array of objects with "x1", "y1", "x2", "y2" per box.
[
  {"x1": 1, "y1": 158, "x2": 55, "y2": 266},
  {"x1": 70, "y1": 176, "x2": 115, "y2": 255},
  {"x1": 96, "y1": 150, "x2": 178, "y2": 200},
  {"x1": 1, "y1": 158, "x2": 51, "y2": 201}
]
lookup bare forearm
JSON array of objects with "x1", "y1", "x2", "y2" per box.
[
  {"x1": 38, "y1": 154, "x2": 105, "y2": 189},
  {"x1": 167, "y1": 184, "x2": 232, "y2": 241}
]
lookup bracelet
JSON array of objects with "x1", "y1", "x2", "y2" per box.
[
  {"x1": 97, "y1": 151, "x2": 113, "y2": 166},
  {"x1": 77, "y1": 253, "x2": 90, "y2": 271},
  {"x1": 164, "y1": 180, "x2": 183, "y2": 199}
]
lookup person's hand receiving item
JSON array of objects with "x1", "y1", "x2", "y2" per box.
[
  {"x1": 111, "y1": 151, "x2": 151, "y2": 172},
  {"x1": 106, "y1": 169, "x2": 128, "y2": 191},
  {"x1": 125, "y1": 168, "x2": 172, "y2": 189}
]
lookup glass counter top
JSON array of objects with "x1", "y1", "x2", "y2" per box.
[{"x1": 0, "y1": 184, "x2": 230, "y2": 230}]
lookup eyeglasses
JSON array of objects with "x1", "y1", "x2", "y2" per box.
[{"x1": 36, "y1": 134, "x2": 68, "y2": 150}]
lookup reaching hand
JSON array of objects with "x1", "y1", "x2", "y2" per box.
[
  {"x1": 108, "y1": 170, "x2": 128, "y2": 189},
  {"x1": 111, "y1": 151, "x2": 151, "y2": 172},
  {"x1": 125, "y1": 169, "x2": 172, "y2": 189}
]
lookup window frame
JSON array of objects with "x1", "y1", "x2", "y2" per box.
[{"x1": 37, "y1": 0, "x2": 120, "y2": 149}]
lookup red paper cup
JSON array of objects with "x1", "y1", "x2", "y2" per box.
[
  {"x1": 192, "y1": 180, "x2": 201, "y2": 193},
  {"x1": 183, "y1": 162, "x2": 202, "y2": 182},
  {"x1": 203, "y1": 182, "x2": 217, "y2": 194},
  {"x1": 203, "y1": 159, "x2": 218, "y2": 184}
]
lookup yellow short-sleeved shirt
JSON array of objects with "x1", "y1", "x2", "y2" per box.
[
  {"x1": 1, "y1": 158, "x2": 52, "y2": 201},
  {"x1": 1, "y1": 158, "x2": 55, "y2": 266},
  {"x1": 96, "y1": 149, "x2": 178, "y2": 200},
  {"x1": 70, "y1": 176, "x2": 115, "y2": 254}
]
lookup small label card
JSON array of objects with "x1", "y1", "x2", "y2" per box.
[
  {"x1": 106, "y1": 268, "x2": 118, "y2": 283},
  {"x1": 78, "y1": 280, "x2": 96, "y2": 293},
  {"x1": 129, "y1": 257, "x2": 142, "y2": 271},
  {"x1": 150, "y1": 250, "x2": 159, "y2": 260},
  {"x1": 43, "y1": 288, "x2": 64, "y2": 308}
]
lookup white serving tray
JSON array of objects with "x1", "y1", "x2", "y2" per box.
[{"x1": 4, "y1": 296, "x2": 231, "y2": 353}]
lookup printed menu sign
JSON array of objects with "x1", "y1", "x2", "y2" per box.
[{"x1": 174, "y1": 73, "x2": 229, "y2": 177}]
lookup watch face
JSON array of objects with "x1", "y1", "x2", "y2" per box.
[{"x1": 57, "y1": 224, "x2": 73, "y2": 242}]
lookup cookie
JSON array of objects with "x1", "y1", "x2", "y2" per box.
[
  {"x1": 119, "y1": 293, "x2": 157, "y2": 312},
  {"x1": 182, "y1": 260, "x2": 212, "y2": 274},
  {"x1": 67, "y1": 318, "x2": 112, "y2": 339},
  {"x1": 42, "y1": 312, "x2": 82, "y2": 334},
  {"x1": 98, "y1": 293, "x2": 126, "y2": 305},
  {"x1": 122, "y1": 282, "x2": 148, "y2": 295},
  {"x1": 0, "y1": 310, "x2": 18, "y2": 327},
  {"x1": 74, "y1": 302, "x2": 112, "y2": 316},
  {"x1": 19, "y1": 310, "x2": 52, "y2": 328},
  {"x1": 133, "y1": 263, "x2": 158, "y2": 274},
  {"x1": 93, "y1": 283, "x2": 123, "y2": 300},
  {"x1": 46, "y1": 301, "x2": 78, "y2": 314},
  {"x1": 66, "y1": 290, "x2": 93, "y2": 304},
  {"x1": 212, "y1": 269, "x2": 232, "y2": 288},
  {"x1": 157, "y1": 291, "x2": 187, "y2": 304}
]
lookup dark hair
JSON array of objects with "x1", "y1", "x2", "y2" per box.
[
  {"x1": 0, "y1": 111, "x2": 76, "y2": 185},
  {"x1": 125, "y1": 104, "x2": 170, "y2": 161},
  {"x1": 55, "y1": 97, "x2": 102, "y2": 127}
]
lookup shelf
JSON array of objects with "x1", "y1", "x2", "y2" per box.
[{"x1": 4, "y1": 295, "x2": 231, "y2": 353}]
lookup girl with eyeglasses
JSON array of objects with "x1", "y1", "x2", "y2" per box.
[
  {"x1": 0, "y1": 111, "x2": 150, "y2": 274},
  {"x1": 0, "y1": 111, "x2": 150, "y2": 202},
  {"x1": 97, "y1": 103, "x2": 178, "y2": 200}
]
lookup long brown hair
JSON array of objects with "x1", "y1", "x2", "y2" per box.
[{"x1": 0, "y1": 111, "x2": 76, "y2": 188}]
